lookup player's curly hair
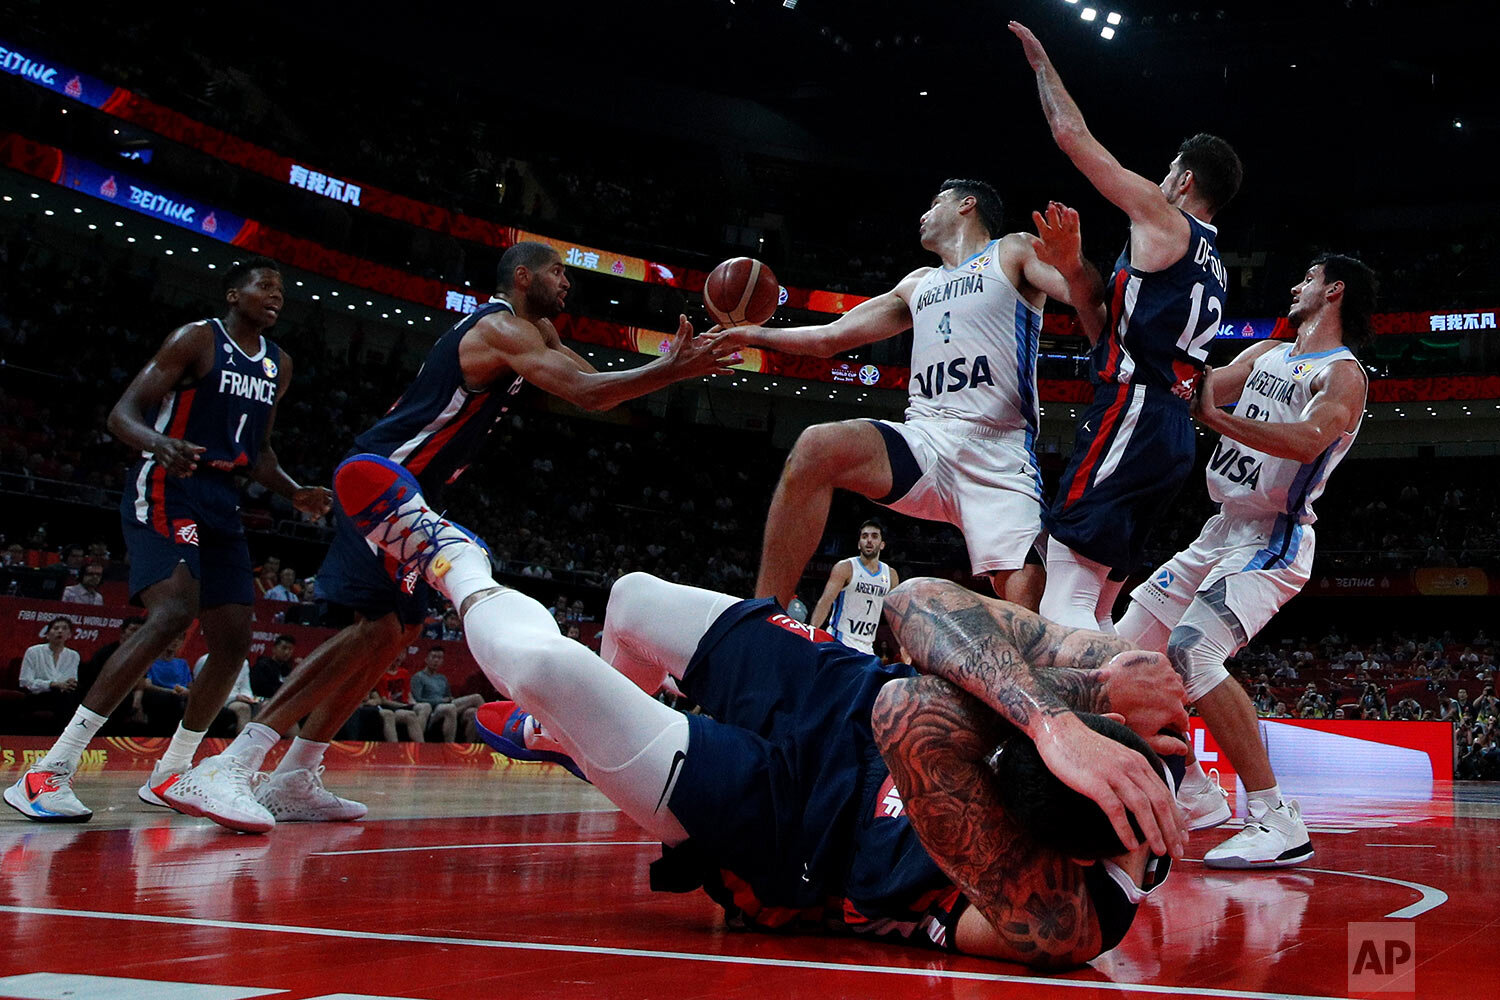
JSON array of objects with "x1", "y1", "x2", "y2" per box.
[
  {"x1": 222, "y1": 255, "x2": 280, "y2": 294},
  {"x1": 993, "y1": 712, "x2": 1176, "y2": 859}
]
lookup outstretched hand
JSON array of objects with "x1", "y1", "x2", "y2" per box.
[
  {"x1": 666, "y1": 314, "x2": 738, "y2": 378},
  {"x1": 1009, "y1": 21, "x2": 1053, "y2": 73},
  {"x1": 705, "y1": 323, "x2": 759, "y2": 358},
  {"x1": 1035, "y1": 715, "x2": 1185, "y2": 859},
  {"x1": 1029, "y1": 201, "x2": 1084, "y2": 275},
  {"x1": 292, "y1": 486, "x2": 334, "y2": 518}
]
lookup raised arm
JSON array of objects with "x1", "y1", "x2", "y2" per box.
[
  {"x1": 872, "y1": 674, "x2": 1100, "y2": 967},
  {"x1": 1194, "y1": 356, "x2": 1367, "y2": 463},
  {"x1": 466, "y1": 312, "x2": 732, "y2": 412},
  {"x1": 1010, "y1": 22, "x2": 1189, "y2": 271},
  {"x1": 810, "y1": 560, "x2": 853, "y2": 631},
  {"x1": 882, "y1": 578, "x2": 1187, "y2": 857},
  {"x1": 248, "y1": 350, "x2": 332, "y2": 519},
  {"x1": 107, "y1": 321, "x2": 215, "y2": 477},
  {"x1": 706, "y1": 268, "x2": 926, "y2": 359}
]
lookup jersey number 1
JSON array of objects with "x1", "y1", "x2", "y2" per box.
[
  {"x1": 234, "y1": 412, "x2": 248, "y2": 443},
  {"x1": 1176, "y1": 283, "x2": 1223, "y2": 363}
]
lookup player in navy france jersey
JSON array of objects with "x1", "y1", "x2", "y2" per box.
[
  {"x1": 1010, "y1": 23, "x2": 1243, "y2": 633},
  {"x1": 7, "y1": 257, "x2": 333, "y2": 825},
  {"x1": 165, "y1": 242, "x2": 736, "y2": 832}
]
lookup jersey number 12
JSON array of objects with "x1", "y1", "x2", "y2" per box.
[{"x1": 1176, "y1": 283, "x2": 1223, "y2": 364}]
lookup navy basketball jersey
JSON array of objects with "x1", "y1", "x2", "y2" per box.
[
  {"x1": 141, "y1": 318, "x2": 283, "y2": 474},
  {"x1": 1094, "y1": 211, "x2": 1227, "y2": 399},
  {"x1": 354, "y1": 299, "x2": 523, "y2": 495}
]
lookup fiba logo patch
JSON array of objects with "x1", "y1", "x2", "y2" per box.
[
  {"x1": 858, "y1": 364, "x2": 880, "y2": 386},
  {"x1": 777, "y1": 285, "x2": 789, "y2": 306},
  {"x1": 173, "y1": 521, "x2": 200, "y2": 546},
  {"x1": 262, "y1": 357, "x2": 279, "y2": 379},
  {"x1": 966, "y1": 254, "x2": 992, "y2": 272},
  {"x1": 875, "y1": 775, "x2": 904, "y2": 818},
  {"x1": 1155, "y1": 568, "x2": 1175, "y2": 591},
  {"x1": 1291, "y1": 360, "x2": 1315, "y2": 381}
]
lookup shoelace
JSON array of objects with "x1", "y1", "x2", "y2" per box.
[{"x1": 367, "y1": 503, "x2": 474, "y2": 582}]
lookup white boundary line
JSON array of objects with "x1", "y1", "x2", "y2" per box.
[
  {"x1": 1297, "y1": 868, "x2": 1448, "y2": 919},
  {"x1": 311, "y1": 840, "x2": 658, "y2": 857},
  {"x1": 0, "y1": 905, "x2": 1356, "y2": 1000}
]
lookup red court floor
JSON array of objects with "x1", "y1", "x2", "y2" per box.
[{"x1": 1, "y1": 757, "x2": 1496, "y2": 1000}]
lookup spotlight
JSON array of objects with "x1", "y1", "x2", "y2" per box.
[
  {"x1": 1102, "y1": 26, "x2": 1115, "y2": 38},
  {"x1": 1107, "y1": 11, "x2": 1121, "y2": 24}
]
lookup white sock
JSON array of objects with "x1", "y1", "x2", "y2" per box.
[
  {"x1": 159, "y1": 724, "x2": 207, "y2": 773},
  {"x1": 223, "y1": 722, "x2": 280, "y2": 771},
  {"x1": 39, "y1": 706, "x2": 109, "y2": 770},
  {"x1": 1247, "y1": 783, "x2": 1282, "y2": 811},
  {"x1": 275, "y1": 737, "x2": 328, "y2": 775},
  {"x1": 435, "y1": 543, "x2": 500, "y2": 609}
]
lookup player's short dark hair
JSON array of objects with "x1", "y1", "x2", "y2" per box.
[
  {"x1": 46, "y1": 616, "x2": 73, "y2": 632},
  {"x1": 222, "y1": 256, "x2": 280, "y2": 294},
  {"x1": 497, "y1": 241, "x2": 561, "y2": 292},
  {"x1": 1312, "y1": 253, "x2": 1378, "y2": 351},
  {"x1": 428, "y1": 645, "x2": 445, "y2": 655},
  {"x1": 1175, "y1": 134, "x2": 1242, "y2": 214},
  {"x1": 994, "y1": 712, "x2": 1173, "y2": 859},
  {"x1": 938, "y1": 178, "x2": 1004, "y2": 238},
  {"x1": 275, "y1": 634, "x2": 295, "y2": 646},
  {"x1": 859, "y1": 518, "x2": 886, "y2": 539}
]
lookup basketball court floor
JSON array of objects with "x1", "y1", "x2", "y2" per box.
[{"x1": 2, "y1": 753, "x2": 1496, "y2": 1000}]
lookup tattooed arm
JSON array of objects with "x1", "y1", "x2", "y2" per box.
[
  {"x1": 883, "y1": 578, "x2": 1188, "y2": 858},
  {"x1": 872, "y1": 674, "x2": 1102, "y2": 967}
]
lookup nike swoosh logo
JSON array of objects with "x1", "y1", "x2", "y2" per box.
[{"x1": 655, "y1": 750, "x2": 687, "y2": 813}]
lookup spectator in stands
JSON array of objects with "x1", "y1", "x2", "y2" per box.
[
  {"x1": 86, "y1": 541, "x2": 112, "y2": 569},
  {"x1": 3, "y1": 542, "x2": 27, "y2": 567},
  {"x1": 18, "y1": 617, "x2": 81, "y2": 721},
  {"x1": 264, "y1": 567, "x2": 299, "y2": 602},
  {"x1": 142, "y1": 633, "x2": 193, "y2": 733},
  {"x1": 60, "y1": 563, "x2": 105, "y2": 605},
  {"x1": 191, "y1": 653, "x2": 257, "y2": 735},
  {"x1": 1296, "y1": 683, "x2": 1327, "y2": 719},
  {"x1": 1474, "y1": 685, "x2": 1498, "y2": 719},
  {"x1": 61, "y1": 545, "x2": 86, "y2": 581},
  {"x1": 250, "y1": 635, "x2": 297, "y2": 698},
  {"x1": 364, "y1": 657, "x2": 430, "y2": 743},
  {"x1": 254, "y1": 556, "x2": 283, "y2": 596},
  {"x1": 1359, "y1": 684, "x2": 1389, "y2": 720},
  {"x1": 424, "y1": 609, "x2": 463, "y2": 641},
  {"x1": 409, "y1": 647, "x2": 482, "y2": 742},
  {"x1": 77, "y1": 616, "x2": 144, "y2": 705},
  {"x1": 1270, "y1": 701, "x2": 1291, "y2": 719},
  {"x1": 1456, "y1": 688, "x2": 1472, "y2": 721}
]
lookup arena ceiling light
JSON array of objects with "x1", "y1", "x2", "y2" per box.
[{"x1": 1082, "y1": 7, "x2": 1098, "y2": 20}]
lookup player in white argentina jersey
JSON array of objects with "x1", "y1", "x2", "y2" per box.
[
  {"x1": 710, "y1": 180, "x2": 1103, "y2": 612},
  {"x1": 810, "y1": 519, "x2": 900, "y2": 655},
  {"x1": 1116, "y1": 255, "x2": 1375, "y2": 870}
]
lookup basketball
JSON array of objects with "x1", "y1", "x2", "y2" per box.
[{"x1": 703, "y1": 257, "x2": 779, "y2": 327}]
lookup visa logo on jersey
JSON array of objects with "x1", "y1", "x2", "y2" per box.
[{"x1": 910, "y1": 355, "x2": 997, "y2": 398}]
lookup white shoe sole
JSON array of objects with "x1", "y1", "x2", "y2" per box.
[
  {"x1": 4, "y1": 781, "x2": 92, "y2": 823},
  {"x1": 163, "y1": 789, "x2": 274, "y2": 834},
  {"x1": 1204, "y1": 843, "x2": 1314, "y2": 870},
  {"x1": 1184, "y1": 795, "x2": 1232, "y2": 831}
]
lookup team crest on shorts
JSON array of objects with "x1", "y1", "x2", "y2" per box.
[
  {"x1": 262, "y1": 357, "x2": 279, "y2": 379},
  {"x1": 172, "y1": 520, "x2": 200, "y2": 546},
  {"x1": 1155, "y1": 568, "x2": 1175, "y2": 591}
]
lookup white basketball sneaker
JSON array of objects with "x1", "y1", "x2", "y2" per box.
[
  {"x1": 162, "y1": 753, "x2": 275, "y2": 834},
  {"x1": 138, "y1": 759, "x2": 187, "y2": 808},
  {"x1": 1204, "y1": 798, "x2": 1313, "y2": 869},
  {"x1": 1178, "y1": 766, "x2": 1232, "y2": 831},
  {"x1": 3, "y1": 763, "x2": 92, "y2": 822},
  {"x1": 254, "y1": 765, "x2": 367, "y2": 822}
]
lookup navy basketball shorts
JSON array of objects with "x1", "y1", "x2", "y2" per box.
[
  {"x1": 315, "y1": 501, "x2": 430, "y2": 626},
  {"x1": 1047, "y1": 383, "x2": 1195, "y2": 574},
  {"x1": 119, "y1": 471, "x2": 252, "y2": 608}
]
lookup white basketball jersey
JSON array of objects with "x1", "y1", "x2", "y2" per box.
[
  {"x1": 830, "y1": 557, "x2": 891, "y2": 654},
  {"x1": 906, "y1": 241, "x2": 1042, "y2": 433},
  {"x1": 1207, "y1": 343, "x2": 1366, "y2": 523}
]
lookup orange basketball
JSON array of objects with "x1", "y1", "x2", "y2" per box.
[{"x1": 703, "y1": 257, "x2": 780, "y2": 327}]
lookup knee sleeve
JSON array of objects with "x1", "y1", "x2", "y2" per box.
[
  {"x1": 1116, "y1": 602, "x2": 1172, "y2": 653},
  {"x1": 601, "y1": 572, "x2": 739, "y2": 691},
  {"x1": 1166, "y1": 581, "x2": 1248, "y2": 702},
  {"x1": 1040, "y1": 543, "x2": 1111, "y2": 631}
]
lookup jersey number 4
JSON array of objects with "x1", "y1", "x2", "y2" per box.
[
  {"x1": 937, "y1": 312, "x2": 952, "y2": 344},
  {"x1": 1176, "y1": 283, "x2": 1223, "y2": 364}
]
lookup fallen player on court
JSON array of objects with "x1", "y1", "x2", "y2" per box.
[{"x1": 332, "y1": 453, "x2": 1190, "y2": 967}]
